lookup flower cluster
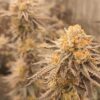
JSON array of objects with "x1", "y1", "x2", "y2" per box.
[
  {"x1": 5, "y1": 58, "x2": 39, "y2": 100},
  {"x1": 28, "y1": 25, "x2": 100, "y2": 99}
]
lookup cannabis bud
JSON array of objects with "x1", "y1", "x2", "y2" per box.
[{"x1": 29, "y1": 25, "x2": 100, "y2": 99}]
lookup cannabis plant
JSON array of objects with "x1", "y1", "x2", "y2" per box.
[
  {"x1": 0, "y1": 0, "x2": 52, "y2": 40},
  {"x1": 28, "y1": 25, "x2": 100, "y2": 100},
  {"x1": 0, "y1": 0, "x2": 100, "y2": 100},
  {"x1": 5, "y1": 57, "x2": 40, "y2": 100},
  {"x1": 0, "y1": 0, "x2": 51, "y2": 99}
]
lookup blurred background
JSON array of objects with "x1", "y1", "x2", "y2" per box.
[
  {"x1": 52, "y1": 0, "x2": 100, "y2": 40},
  {"x1": 0, "y1": 0, "x2": 100, "y2": 99}
]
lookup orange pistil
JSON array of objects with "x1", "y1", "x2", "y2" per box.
[
  {"x1": 51, "y1": 52, "x2": 61, "y2": 65},
  {"x1": 73, "y1": 50, "x2": 90, "y2": 63}
]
